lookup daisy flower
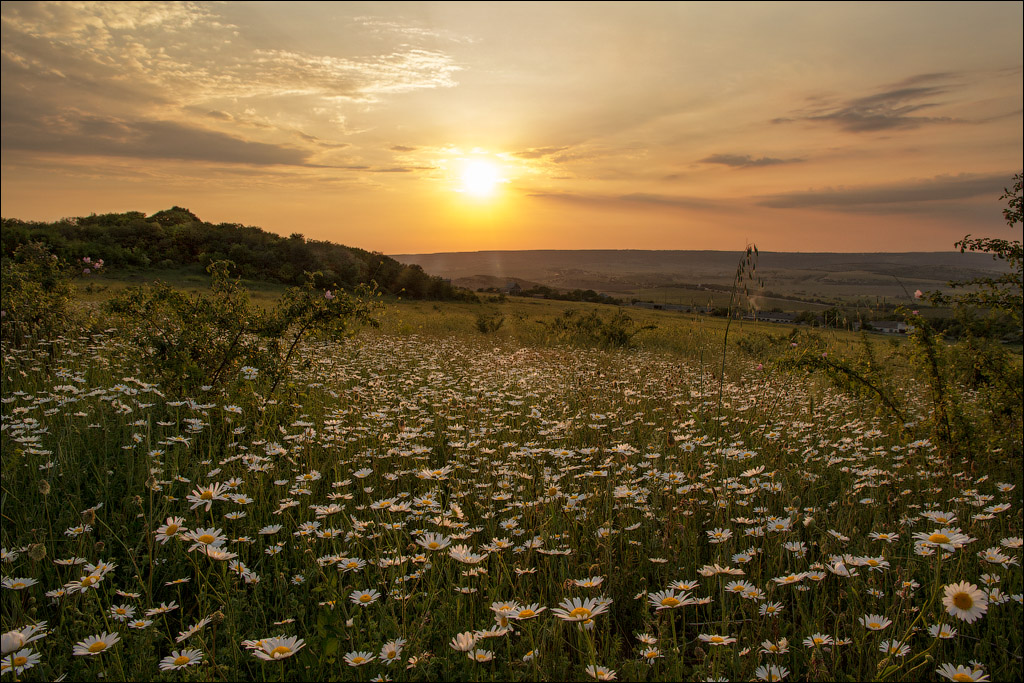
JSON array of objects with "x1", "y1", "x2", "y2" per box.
[
  {"x1": 859, "y1": 614, "x2": 892, "y2": 630},
  {"x1": 509, "y1": 603, "x2": 546, "y2": 620},
  {"x1": 450, "y1": 632, "x2": 477, "y2": 652},
  {"x1": 585, "y1": 664, "x2": 618, "y2": 680},
  {"x1": 73, "y1": 632, "x2": 121, "y2": 656},
  {"x1": 1, "y1": 577, "x2": 38, "y2": 591},
  {"x1": 154, "y1": 517, "x2": 187, "y2": 544},
  {"x1": 552, "y1": 596, "x2": 612, "y2": 622},
  {"x1": 755, "y1": 664, "x2": 789, "y2": 682},
  {"x1": 879, "y1": 640, "x2": 910, "y2": 657},
  {"x1": 252, "y1": 636, "x2": 305, "y2": 661},
  {"x1": 935, "y1": 663, "x2": 989, "y2": 682},
  {"x1": 467, "y1": 649, "x2": 493, "y2": 663},
  {"x1": 647, "y1": 589, "x2": 692, "y2": 610},
  {"x1": 343, "y1": 651, "x2": 376, "y2": 666},
  {"x1": 379, "y1": 638, "x2": 406, "y2": 665},
  {"x1": 698, "y1": 634, "x2": 736, "y2": 646},
  {"x1": 1, "y1": 649, "x2": 41, "y2": 675},
  {"x1": 350, "y1": 589, "x2": 381, "y2": 606},
  {"x1": 942, "y1": 582, "x2": 988, "y2": 623},
  {"x1": 803, "y1": 633, "x2": 833, "y2": 648},
  {"x1": 159, "y1": 649, "x2": 203, "y2": 671}
]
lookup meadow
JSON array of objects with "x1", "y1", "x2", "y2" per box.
[{"x1": 2, "y1": 283, "x2": 1022, "y2": 682}]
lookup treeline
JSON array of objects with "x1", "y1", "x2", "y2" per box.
[{"x1": 0, "y1": 207, "x2": 475, "y2": 300}]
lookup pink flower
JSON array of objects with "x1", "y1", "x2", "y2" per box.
[
  {"x1": 756, "y1": 363, "x2": 763, "y2": 371},
  {"x1": 914, "y1": 289, "x2": 923, "y2": 299},
  {"x1": 324, "y1": 290, "x2": 335, "y2": 300}
]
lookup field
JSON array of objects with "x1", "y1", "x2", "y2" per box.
[
  {"x1": 392, "y1": 250, "x2": 1014, "y2": 305},
  {"x1": 2, "y1": 289, "x2": 1022, "y2": 682}
]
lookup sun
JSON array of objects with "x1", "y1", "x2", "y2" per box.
[{"x1": 459, "y1": 160, "x2": 503, "y2": 197}]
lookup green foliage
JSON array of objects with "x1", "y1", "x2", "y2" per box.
[
  {"x1": 0, "y1": 242, "x2": 77, "y2": 347},
  {"x1": 541, "y1": 308, "x2": 655, "y2": 348},
  {"x1": 928, "y1": 172, "x2": 1023, "y2": 325},
  {"x1": 104, "y1": 261, "x2": 381, "y2": 395},
  {"x1": 474, "y1": 310, "x2": 505, "y2": 334},
  {"x1": 1, "y1": 207, "x2": 470, "y2": 300}
]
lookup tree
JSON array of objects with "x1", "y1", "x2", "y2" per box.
[{"x1": 930, "y1": 172, "x2": 1023, "y2": 326}]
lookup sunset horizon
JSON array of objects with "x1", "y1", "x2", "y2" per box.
[{"x1": 2, "y1": 1, "x2": 1021, "y2": 254}]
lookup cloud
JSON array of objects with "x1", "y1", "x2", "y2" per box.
[
  {"x1": 512, "y1": 146, "x2": 570, "y2": 159},
  {"x1": 779, "y1": 76, "x2": 961, "y2": 132},
  {"x1": 757, "y1": 173, "x2": 1009, "y2": 211},
  {"x1": 529, "y1": 191, "x2": 726, "y2": 212},
  {"x1": 2, "y1": 113, "x2": 311, "y2": 166},
  {"x1": 700, "y1": 154, "x2": 802, "y2": 168},
  {"x1": 390, "y1": 145, "x2": 417, "y2": 152}
]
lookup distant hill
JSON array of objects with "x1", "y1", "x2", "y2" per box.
[
  {"x1": 1, "y1": 208, "x2": 472, "y2": 300},
  {"x1": 391, "y1": 249, "x2": 1013, "y2": 302}
]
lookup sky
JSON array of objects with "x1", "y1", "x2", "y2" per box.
[{"x1": 1, "y1": 1, "x2": 1021, "y2": 254}]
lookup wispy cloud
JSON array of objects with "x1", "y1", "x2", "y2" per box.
[
  {"x1": 700, "y1": 154, "x2": 802, "y2": 168},
  {"x1": 529, "y1": 191, "x2": 727, "y2": 212},
  {"x1": 2, "y1": 113, "x2": 311, "y2": 165},
  {"x1": 0, "y1": 1, "x2": 462, "y2": 166},
  {"x1": 757, "y1": 173, "x2": 1008, "y2": 211},
  {"x1": 776, "y1": 74, "x2": 962, "y2": 132}
]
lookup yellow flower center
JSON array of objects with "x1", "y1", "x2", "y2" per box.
[
  {"x1": 11, "y1": 582, "x2": 25, "y2": 589},
  {"x1": 661, "y1": 597, "x2": 680, "y2": 607},
  {"x1": 165, "y1": 524, "x2": 179, "y2": 535},
  {"x1": 952, "y1": 593, "x2": 974, "y2": 610},
  {"x1": 88, "y1": 641, "x2": 107, "y2": 653},
  {"x1": 869, "y1": 622, "x2": 881, "y2": 629},
  {"x1": 198, "y1": 534, "x2": 215, "y2": 544},
  {"x1": 174, "y1": 655, "x2": 190, "y2": 666},
  {"x1": 952, "y1": 675, "x2": 974, "y2": 682},
  {"x1": 81, "y1": 576, "x2": 96, "y2": 587},
  {"x1": 710, "y1": 636, "x2": 724, "y2": 643},
  {"x1": 929, "y1": 533, "x2": 950, "y2": 544},
  {"x1": 547, "y1": 487, "x2": 558, "y2": 496},
  {"x1": 428, "y1": 542, "x2": 440, "y2": 549},
  {"x1": 200, "y1": 491, "x2": 213, "y2": 500},
  {"x1": 271, "y1": 646, "x2": 291, "y2": 657},
  {"x1": 352, "y1": 656, "x2": 365, "y2": 664},
  {"x1": 360, "y1": 594, "x2": 372, "y2": 603},
  {"x1": 519, "y1": 609, "x2": 535, "y2": 618},
  {"x1": 386, "y1": 651, "x2": 397, "y2": 659},
  {"x1": 644, "y1": 651, "x2": 659, "y2": 659},
  {"x1": 570, "y1": 607, "x2": 591, "y2": 618},
  {"x1": 13, "y1": 656, "x2": 28, "y2": 666}
]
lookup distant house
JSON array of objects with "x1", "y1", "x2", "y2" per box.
[
  {"x1": 503, "y1": 281, "x2": 522, "y2": 295},
  {"x1": 868, "y1": 320, "x2": 913, "y2": 334}
]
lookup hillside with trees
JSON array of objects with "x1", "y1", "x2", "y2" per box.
[{"x1": 0, "y1": 207, "x2": 472, "y2": 300}]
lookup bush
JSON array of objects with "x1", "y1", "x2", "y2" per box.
[
  {"x1": 475, "y1": 311, "x2": 505, "y2": 334},
  {"x1": 541, "y1": 308, "x2": 655, "y2": 349},
  {"x1": 105, "y1": 261, "x2": 381, "y2": 396},
  {"x1": 1, "y1": 242, "x2": 77, "y2": 347}
]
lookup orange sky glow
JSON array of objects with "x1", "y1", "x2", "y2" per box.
[{"x1": 1, "y1": 1, "x2": 1021, "y2": 253}]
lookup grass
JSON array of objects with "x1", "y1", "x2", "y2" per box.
[{"x1": 1, "y1": 291, "x2": 1021, "y2": 682}]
